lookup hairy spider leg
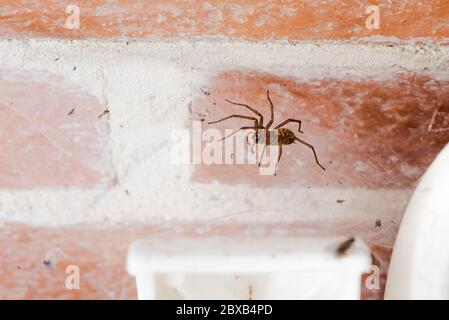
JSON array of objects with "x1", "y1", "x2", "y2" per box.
[
  {"x1": 265, "y1": 90, "x2": 275, "y2": 130},
  {"x1": 219, "y1": 126, "x2": 257, "y2": 141},
  {"x1": 274, "y1": 144, "x2": 283, "y2": 175},
  {"x1": 208, "y1": 114, "x2": 258, "y2": 125},
  {"x1": 275, "y1": 119, "x2": 304, "y2": 133},
  {"x1": 293, "y1": 136, "x2": 326, "y2": 171},
  {"x1": 258, "y1": 143, "x2": 267, "y2": 167},
  {"x1": 224, "y1": 99, "x2": 264, "y2": 128}
]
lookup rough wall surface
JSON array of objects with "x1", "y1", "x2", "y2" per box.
[
  {"x1": 1, "y1": 39, "x2": 448, "y2": 227},
  {"x1": 1, "y1": 0, "x2": 449, "y2": 300},
  {"x1": 0, "y1": 223, "x2": 392, "y2": 299},
  {"x1": 0, "y1": 69, "x2": 112, "y2": 188},
  {"x1": 0, "y1": 1, "x2": 448, "y2": 42}
]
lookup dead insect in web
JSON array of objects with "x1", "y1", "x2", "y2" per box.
[
  {"x1": 207, "y1": 90, "x2": 326, "y2": 173},
  {"x1": 336, "y1": 238, "x2": 355, "y2": 257}
]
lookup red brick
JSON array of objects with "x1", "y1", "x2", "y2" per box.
[
  {"x1": 0, "y1": 1, "x2": 447, "y2": 42},
  {"x1": 0, "y1": 223, "x2": 386, "y2": 299},
  {"x1": 0, "y1": 69, "x2": 112, "y2": 188},
  {"x1": 192, "y1": 71, "x2": 449, "y2": 188}
]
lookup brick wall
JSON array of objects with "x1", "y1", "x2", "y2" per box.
[{"x1": 1, "y1": 1, "x2": 449, "y2": 299}]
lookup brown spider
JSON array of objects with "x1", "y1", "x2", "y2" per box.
[{"x1": 208, "y1": 90, "x2": 326, "y2": 171}]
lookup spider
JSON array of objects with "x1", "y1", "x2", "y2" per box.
[{"x1": 207, "y1": 90, "x2": 326, "y2": 172}]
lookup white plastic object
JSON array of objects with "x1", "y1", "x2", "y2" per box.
[
  {"x1": 385, "y1": 142, "x2": 449, "y2": 299},
  {"x1": 127, "y1": 236, "x2": 371, "y2": 300}
]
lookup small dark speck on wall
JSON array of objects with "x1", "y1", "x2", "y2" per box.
[
  {"x1": 375, "y1": 218, "x2": 382, "y2": 228},
  {"x1": 43, "y1": 260, "x2": 52, "y2": 267}
]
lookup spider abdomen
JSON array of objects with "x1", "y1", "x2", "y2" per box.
[
  {"x1": 278, "y1": 128, "x2": 296, "y2": 145},
  {"x1": 263, "y1": 128, "x2": 295, "y2": 145}
]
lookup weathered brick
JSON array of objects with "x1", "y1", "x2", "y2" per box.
[
  {"x1": 0, "y1": 1, "x2": 447, "y2": 42},
  {"x1": 192, "y1": 71, "x2": 449, "y2": 187},
  {"x1": 0, "y1": 223, "x2": 385, "y2": 299},
  {"x1": 0, "y1": 69, "x2": 112, "y2": 188}
]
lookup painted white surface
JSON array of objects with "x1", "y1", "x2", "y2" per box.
[
  {"x1": 385, "y1": 142, "x2": 449, "y2": 299},
  {"x1": 127, "y1": 237, "x2": 371, "y2": 299}
]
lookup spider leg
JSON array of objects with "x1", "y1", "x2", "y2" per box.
[
  {"x1": 208, "y1": 114, "x2": 258, "y2": 125},
  {"x1": 265, "y1": 90, "x2": 275, "y2": 130},
  {"x1": 219, "y1": 126, "x2": 257, "y2": 141},
  {"x1": 293, "y1": 136, "x2": 326, "y2": 171},
  {"x1": 275, "y1": 119, "x2": 304, "y2": 133},
  {"x1": 258, "y1": 144, "x2": 267, "y2": 167},
  {"x1": 225, "y1": 99, "x2": 264, "y2": 127},
  {"x1": 274, "y1": 144, "x2": 282, "y2": 175}
]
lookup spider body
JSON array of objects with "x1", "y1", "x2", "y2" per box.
[
  {"x1": 208, "y1": 90, "x2": 326, "y2": 172},
  {"x1": 253, "y1": 128, "x2": 297, "y2": 146}
]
